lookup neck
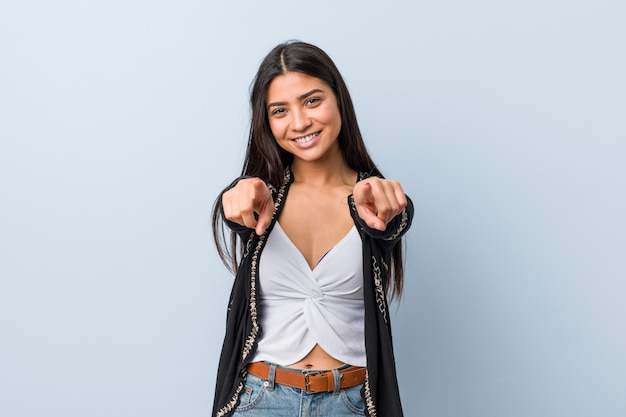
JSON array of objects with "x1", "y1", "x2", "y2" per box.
[{"x1": 291, "y1": 155, "x2": 356, "y2": 187}]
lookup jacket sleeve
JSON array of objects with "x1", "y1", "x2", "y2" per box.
[{"x1": 349, "y1": 194, "x2": 414, "y2": 253}]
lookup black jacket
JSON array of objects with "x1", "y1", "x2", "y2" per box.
[{"x1": 212, "y1": 168, "x2": 413, "y2": 417}]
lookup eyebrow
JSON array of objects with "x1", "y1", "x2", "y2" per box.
[{"x1": 267, "y1": 89, "x2": 325, "y2": 109}]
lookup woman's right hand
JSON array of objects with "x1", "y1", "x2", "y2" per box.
[{"x1": 222, "y1": 178, "x2": 274, "y2": 235}]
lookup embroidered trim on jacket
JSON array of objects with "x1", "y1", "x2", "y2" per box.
[
  {"x1": 215, "y1": 381, "x2": 244, "y2": 417},
  {"x1": 241, "y1": 238, "x2": 263, "y2": 362},
  {"x1": 243, "y1": 232, "x2": 254, "y2": 258},
  {"x1": 364, "y1": 371, "x2": 377, "y2": 417},
  {"x1": 384, "y1": 209, "x2": 408, "y2": 241},
  {"x1": 272, "y1": 169, "x2": 290, "y2": 217},
  {"x1": 372, "y1": 257, "x2": 388, "y2": 324}
]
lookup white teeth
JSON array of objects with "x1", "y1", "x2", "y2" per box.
[{"x1": 294, "y1": 132, "x2": 318, "y2": 143}]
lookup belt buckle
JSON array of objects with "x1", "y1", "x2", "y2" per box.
[{"x1": 304, "y1": 371, "x2": 323, "y2": 394}]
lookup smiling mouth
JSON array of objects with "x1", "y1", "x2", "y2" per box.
[{"x1": 292, "y1": 131, "x2": 320, "y2": 143}]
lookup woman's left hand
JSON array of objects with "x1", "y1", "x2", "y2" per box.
[{"x1": 352, "y1": 178, "x2": 407, "y2": 231}]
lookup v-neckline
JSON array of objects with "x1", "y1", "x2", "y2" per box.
[{"x1": 273, "y1": 221, "x2": 356, "y2": 272}]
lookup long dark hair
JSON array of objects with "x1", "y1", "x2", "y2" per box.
[{"x1": 212, "y1": 41, "x2": 405, "y2": 299}]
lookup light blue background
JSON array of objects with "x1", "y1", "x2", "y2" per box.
[{"x1": 1, "y1": 1, "x2": 624, "y2": 416}]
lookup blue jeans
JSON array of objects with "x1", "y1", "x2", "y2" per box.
[{"x1": 233, "y1": 364, "x2": 365, "y2": 416}]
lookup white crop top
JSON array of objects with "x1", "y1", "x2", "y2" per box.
[{"x1": 253, "y1": 222, "x2": 366, "y2": 367}]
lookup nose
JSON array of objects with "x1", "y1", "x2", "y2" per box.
[{"x1": 291, "y1": 108, "x2": 311, "y2": 132}]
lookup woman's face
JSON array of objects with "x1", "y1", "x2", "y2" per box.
[{"x1": 265, "y1": 72, "x2": 342, "y2": 164}]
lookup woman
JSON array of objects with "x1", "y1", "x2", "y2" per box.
[{"x1": 211, "y1": 41, "x2": 413, "y2": 417}]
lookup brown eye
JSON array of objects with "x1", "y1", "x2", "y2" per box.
[
  {"x1": 305, "y1": 98, "x2": 321, "y2": 106},
  {"x1": 270, "y1": 108, "x2": 286, "y2": 116}
]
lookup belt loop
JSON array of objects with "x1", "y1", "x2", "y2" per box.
[
  {"x1": 331, "y1": 368, "x2": 342, "y2": 394},
  {"x1": 267, "y1": 363, "x2": 277, "y2": 391}
]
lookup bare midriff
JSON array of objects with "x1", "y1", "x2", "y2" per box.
[{"x1": 287, "y1": 344, "x2": 345, "y2": 370}]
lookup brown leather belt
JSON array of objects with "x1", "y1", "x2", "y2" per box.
[{"x1": 247, "y1": 362, "x2": 366, "y2": 393}]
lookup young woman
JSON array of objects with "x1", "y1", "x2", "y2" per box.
[{"x1": 211, "y1": 41, "x2": 413, "y2": 417}]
